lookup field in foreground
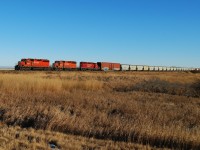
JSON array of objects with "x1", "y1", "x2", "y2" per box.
[
  {"x1": 0, "y1": 71, "x2": 200, "y2": 149},
  {"x1": 0, "y1": 123, "x2": 153, "y2": 150}
]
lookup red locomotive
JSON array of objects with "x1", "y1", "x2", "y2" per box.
[
  {"x1": 80, "y1": 62, "x2": 99, "y2": 70},
  {"x1": 15, "y1": 58, "x2": 50, "y2": 70},
  {"x1": 52, "y1": 61, "x2": 77, "y2": 70}
]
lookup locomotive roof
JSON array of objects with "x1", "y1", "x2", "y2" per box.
[
  {"x1": 21, "y1": 58, "x2": 49, "y2": 61},
  {"x1": 80, "y1": 62, "x2": 97, "y2": 64},
  {"x1": 55, "y1": 60, "x2": 76, "y2": 63}
]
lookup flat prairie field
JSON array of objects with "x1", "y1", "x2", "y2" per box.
[{"x1": 0, "y1": 71, "x2": 200, "y2": 149}]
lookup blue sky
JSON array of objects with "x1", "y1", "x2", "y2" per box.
[{"x1": 0, "y1": 0, "x2": 199, "y2": 67}]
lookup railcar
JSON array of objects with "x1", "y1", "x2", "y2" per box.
[
  {"x1": 162, "y1": 67, "x2": 167, "y2": 71},
  {"x1": 136, "y1": 65, "x2": 143, "y2": 71},
  {"x1": 149, "y1": 66, "x2": 155, "y2": 71},
  {"x1": 97, "y1": 62, "x2": 120, "y2": 71},
  {"x1": 143, "y1": 66, "x2": 149, "y2": 71},
  {"x1": 166, "y1": 67, "x2": 170, "y2": 71},
  {"x1": 129, "y1": 65, "x2": 137, "y2": 71},
  {"x1": 154, "y1": 66, "x2": 159, "y2": 71},
  {"x1": 121, "y1": 64, "x2": 130, "y2": 71},
  {"x1": 158, "y1": 67, "x2": 163, "y2": 71}
]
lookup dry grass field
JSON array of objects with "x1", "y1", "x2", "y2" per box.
[
  {"x1": 0, "y1": 124, "x2": 153, "y2": 150},
  {"x1": 0, "y1": 71, "x2": 200, "y2": 149}
]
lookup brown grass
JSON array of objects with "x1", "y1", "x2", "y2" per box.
[
  {"x1": 114, "y1": 77, "x2": 200, "y2": 97},
  {"x1": 0, "y1": 73, "x2": 103, "y2": 92},
  {"x1": 0, "y1": 71, "x2": 200, "y2": 149},
  {"x1": 0, "y1": 123, "x2": 153, "y2": 150}
]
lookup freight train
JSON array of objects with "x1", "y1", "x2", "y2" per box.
[{"x1": 14, "y1": 58, "x2": 194, "y2": 71}]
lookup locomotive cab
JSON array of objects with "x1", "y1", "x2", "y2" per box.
[
  {"x1": 52, "y1": 61, "x2": 61, "y2": 70},
  {"x1": 15, "y1": 59, "x2": 30, "y2": 70}
]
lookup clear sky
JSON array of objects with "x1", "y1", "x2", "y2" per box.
[{"x1": 0, "y1": 0, "x2": 199, "y2": 67}]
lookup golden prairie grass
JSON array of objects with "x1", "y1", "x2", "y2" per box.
[
  {"x1": 0, "y1": 124, "x2": 154, "y2": 150},
  {"x1": 0, "y1": 71, "x2": 200, "y2": 149},
  {"x1": 0, "y1": 73, "x2": 103, "y2": 93}
]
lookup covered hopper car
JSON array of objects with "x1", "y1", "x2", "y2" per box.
[{"x1": 121, "y1": 64, "x2": 130, "y2": 71}]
